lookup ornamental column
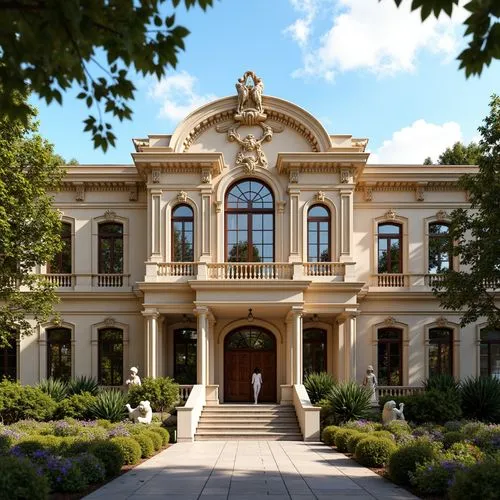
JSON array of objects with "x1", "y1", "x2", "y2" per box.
[
  {"x1": 343, "y1": 311, "x2": 358, "y2": 381},
  {"x1": 143, "y1": 309, "x2": 160, "y2": 378},
  {"x1": 195, "y1": 306, "x2": 209, "y2": 385},
  {"x1": 291, "y1": 306, "x2": 303, "y2": 385},
  {"x1": 339, "y1": 167, "x2": 354, "y2": 262}
]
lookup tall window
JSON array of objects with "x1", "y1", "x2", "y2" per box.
[
  {"x1": 377, "y1": 328, "x2": 402, "y2": 385},
  {"x1": 98, "y1": 222, "x2": 123, "y2": 274},
  {"x1": 47, "y1": 327, "x2": 72, "y2": 380},
  {"x1": 480, "y1": 328, "x2": 500, "y2": 378},
  {"x1": 307, "y1": 206, "x2": 330, "y2": 262},
  {"x1": 0, "y1": 338, "x2": 17, "y2": 380},
  {"x1": 174, "y1": 328, "x2": 197, "y2": 384},
  {"x1": 225, "y1": 179, "x2": 274, "y2": 262},
  {"x1": 429, "y1": 328, "x2": 453, "y2": 376},
  {"x1": 378, "y1": 223, "x2": 402, "y2": 273},
  {"x1": 172, "y1": 205, "x2": 194, "y2": 262},
  {"x1": 48, "y1": 222, "x2": 72, "y2": 274},
  {"x1": 98, "y1": 328, "x2": 123, "y2": 386},
  {"x1": 429, "y1": 222, "x2": 452, "y2": 273},
  {"x1": 303, "y1": 328, "x2": 327, "y2": 376}
]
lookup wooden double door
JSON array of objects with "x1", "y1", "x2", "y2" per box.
[{"x1": 224, "y1": 326, "x2": 276, "y2": 403}]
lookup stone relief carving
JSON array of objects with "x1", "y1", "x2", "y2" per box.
[
  {"x1": 128, "y1": 183, "x2": 138, "y2": 202},
  {"x1": 104, "y1": 317, "x2": 116, "y2": 327},
  {"x1": 436, "y1": 210, "x2": 448, "y2": 220},
  {"x1": 315, "y1": 191, "x2": 326, "y2": 202},
  {"x1": 152, "y1": 168, "x2": 160, "y2": 184},
  {"x1": 384, "y1": 208, "x2": 397, "y2": 220},
  {"x1": 364, "y1": 186, "x2": 373, "y2": 202},
  {"x1": 235, "y1": 71, "x2": 266, "y2": 123},
  {"x1": 416, "y1": 186, "x2": 425, "y2": 202},
  {"x1": 340, "y1": 168, "x2": 353, "y2": 184},
  {"x1": 289, "y1": 169, "x2": 299, "y2": 184},
  {"x1": 277, "y1": 201, "x2": 286, "y2": 213},
  {"x1": 104, "y1": 209, "x2": 117, "y2": 221},
  {"x1": 201, "y1": 167, "x2": 212, "y2": 184},
  {"x1": 383, "y1": 316, "x2": 397, "y2": 326},
  {"x1": 228, "y1": 124, "x2": 273, "y2": 173},
  {"x1": 214, "y1": 201, "x2": 222, "y2": 213},
  {"x1": 435, "y1": 316, "x2": 448, "y2": 327},
  {"x1": 177, "y1": 191, "x2": 188, "y2": 203},
  {"x1": 75, "y1": 184, "x2": 85, "y2": 202}
]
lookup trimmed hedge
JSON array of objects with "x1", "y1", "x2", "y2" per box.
[
  {"x1": 322, "y1": 425, "x2": 341, "y2": 446},
  {"x1": 111, "y1": 437, "x2": 142, "y2": 465},
  {"x1": 354, "y1": 436, "x2": 397, "y2": 467}
]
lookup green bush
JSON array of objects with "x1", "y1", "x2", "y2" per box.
[
  {"x1": 321, "y1": 382, "x2": 372, "y2": 425},
  {"x1": 89, "y1": 440, "x2": 124, "y2": 477},
  {"x1": 0, "y1": 455, "x2": 50, "y2": 500},
  {"x1": 346, "y1": 431, "x2": 366, "y2": 454},
  {"x1": 73, "y1": 452, "x2": 106, "y2": 484},
  {"x1": 423, "y1": 374, "x2": 461, "y2": 394},
  {"x1": 132, "y1": 433, "x2": 154, "y2": 458},
  {"x1": 343, "y1": 420, "x2": 375, "y2": 433},
  {"x1": 384, "y1": 420, "x2": 412, "y2": 438},
  {"x1": 54, "y1": 392, "x2": 97, "y2": 420},
  {"x1": 89, "y1": 390, "x2": 128, "y2": 422},
  {"x1": 410, "y1": 460, "x2": 465, "y2": 497},
  {"x1": 304, "y1": 372, "x2": 336, "y2": 404},
  {"x1": 9, "y1": 419, "x2": 50, "y2": 435},
  {"x1": 143, "y1": 429, "x2": 162, "y2": 451},
  {"x1": 443, "y1": 431, "x2": 465, "y2": 448},
  {"x1": 16, "y1": 435, "x2": 64, "y2": 456},
  {"x1": 372, "y1": 430, "x2": 395, "y2": 441},
  {"x1": 444, "y1": 442, "x2": 484, "y2": 465},
  {"x1": 128, "y1": 377, "x2": 179, "y2": 418},
  {"x1": 110, "y1": 437, "x2": 142, "y2": 465},
  {"x1": 473, "y1": 426, "x2": 500, "y2": 453},
  {"x1": 148, "y1": 426, "x2": 170, "y2": 446},
  {"x1": 36, "y1": 378, "x2": 68, "y2": 402},
  {"x1": 47, "y1": 457, "x2": 88, "y2": 493},
  {"x1": 96, "y1": 419, "x2": 113, "y2": 429},
  {"x1": 449, "y1": 456, "x2": 500, "y2": 500},
  {"x1": 388, "y1": 439, "x2": 442, "y2": 485},
  {"x1": 334, "y1": 428, "x2": 361, "y2": 453},
  {"x1": 398, "y1": 389, "x2": 462, "y2": 424},
  {"x1": 354, "y1": 436, "x2": 397, "y2": 467},
  {"x1": 461, "y1": 421, "x2": 488, "y2": 438},
  {"x1": 460, "y1": 376, "x2": 500, "y2": 423},
  {"x1": 67, "y1": 375, "x2": 99, "y2": 396},
  {"x1": 321, "y1": 425, "x2": 341, "y2": 445},
  {"x1": 0, "y1": 380, "x2": 57, "y2": 424}
]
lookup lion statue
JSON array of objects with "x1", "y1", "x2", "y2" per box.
[
  {"x1": 125, "y1": 400, "x2": 153, "y2": 424},
  {"x1": 382, "y1": 400, "x2": 405, "y2": 425}
]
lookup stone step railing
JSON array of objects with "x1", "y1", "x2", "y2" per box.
[
  {"x1": 179, "y1": 384, "x2": 194, "y2": 402},
  {"x1": 207, "y1": 262, "x2": 293, "y2": 280},
  {"x1": 157, "y1": 262, "x2": 197, "y2": 277},
  {"x1": 303, "y1": 262, "x2": 345, "y2": 277},
  {"x1": 376, "y1": 385, "x2": 425, "y2": 398}
]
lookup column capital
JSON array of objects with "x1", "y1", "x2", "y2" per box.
[
  {"x1": 286, "y1": 305, "x2": 303, "y2": 321},
  {"x1": 142, "y1": 309, "x2": 160, "y2": 319},
  {"x1": 193, "y1": 305, "x2": 210, "y2": 317}
]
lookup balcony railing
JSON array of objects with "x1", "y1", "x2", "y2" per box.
[
  {"x1": 207, "y1": 262, "x2": 293, "y2": 280},
  {"x1": 376, "y1": 385, "x2": 425, "y2": 398},
  {"x1": 45, "y1": 274, "x2": 74, "y2": 287},
  {"x1": 157, "y1": 263, "x2": 197, "y2": 277},
  {"x1": 93, "y1": 274, "x2": 128, "y2": 287},
  {"x1": 304, "y1": 262, "x2": 345, "y2": 277}
]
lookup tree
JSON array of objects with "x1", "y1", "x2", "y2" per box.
[
  {"x1": 0, "y1": 0, "x2": 214, "y2": 151},
  {"x1": 0, "y1": 99, "x2": 64, "y2": 347},
  {"x1": 433, "y1": 94, "x2": 500, "y2": 329},
  {"x1": 386, "y1": 1, "x2": 500, "y2": 77},
  {"x1": 424, "y1": 141, "x2": 481, "y2": 165}
]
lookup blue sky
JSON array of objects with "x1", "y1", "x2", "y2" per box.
[{"x1": 30, "y1": 0, "x2": 500, "y2": 165}]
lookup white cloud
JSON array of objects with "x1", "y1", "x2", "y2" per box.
[
  {"x1": 368, "y1": 119, "x2": 463, "y2": 163},
  {"x1": 148, "y1": 71, "x2": 217, "y2": 121},
  {"x1": 286, "y1": 0, "x2": 467, "y2": 80}
]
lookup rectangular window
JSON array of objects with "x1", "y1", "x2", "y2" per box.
[
  {"x1": 378, "y1": 223, "x2": 402, "y2": 273},
  {"x1": 98, "y1": 328, "x2": 123, "y2": 386}
]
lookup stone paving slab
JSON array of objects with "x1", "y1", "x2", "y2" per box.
[{"x1": 84, "y1": 441, "x2": 418, "y2": 500}]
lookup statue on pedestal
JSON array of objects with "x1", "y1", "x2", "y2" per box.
[
  {"x1": 382, "y1": 400, "x2": 405, "y2": 425},
  {"x1": 362, "y1": 365, "x2": 378, "y2": 404},
  {"x1": 126, "y1": 366, "x2": 141, "y2": 387}
]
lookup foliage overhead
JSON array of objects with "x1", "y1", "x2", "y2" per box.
[
  {"x1": 432, "y1": 94, "x2": 500, "y2": 329},
  {"x1": 385, "y1": 0, "x2": 500, "y2": 77},
  {"x1": 0, "y1": 0, "x2": 214, "y2": 152},
  {"x1": 424, "y1": 141, "x2": 481, "y2": 165},
  {"x1": 0, "y1": 101, "x2": 64, "y2": 347}
]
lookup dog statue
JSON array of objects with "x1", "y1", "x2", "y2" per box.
[{"x1": 125, "y1": 400, "x2": 153, "y2": 424}]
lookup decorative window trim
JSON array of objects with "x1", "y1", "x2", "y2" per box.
[
  {"x1": 476, "y1": 322, "x2": 500, "y2": 377},
  {"x1": 0, "y1": 331, "x2": 20, "y2": 381},
  {"x1": 91, "y1": 320, "x2": 129, "y2": 385},
  {"x1": 165, "y1": 196, "x2": 199, "y2": 262},
  {"x1": 38, "y1": 321, "x2": 75, "y2": 381},
  {"x1": 371, "y1": 319, "x2": 409, "y2": 385},
  {"x1": 424, "y1": 320, "x2": 460, "y2": 378},
  {"x1": 373, "y1": 213, "x2": 408, "y2": 275},
  {"x1": 423, "y1": 215, "x2": 459, "y2": 273},
  {"x1": 40, "y1": 217, "x2": 75, "y2": 275}
]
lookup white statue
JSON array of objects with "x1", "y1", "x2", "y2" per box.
[
  {"x1": 250, "y1": 76, "x2": 264, "y2": 113},
  {"x1": 125, "y1": 366, "x2": 141, "y2": 387},
  {"x1": 236, "y1": 79, "x2": 249, "y2": 114},
  {"x1": 382, "y1": 400, "x2": 405, "y2": 425},
  {"x1": 362, "y1": 365, "x2": 378, "y2": 404},
  {"x1": 125, "y1": 400, "x2": 153, "y2": 424}
]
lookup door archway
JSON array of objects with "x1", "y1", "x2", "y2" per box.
[{"x1": 224, "y1": 326, "x2": 276, "y2": 402}]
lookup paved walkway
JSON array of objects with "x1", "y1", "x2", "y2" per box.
[{"x1": 84, "y1": 441, "x2": 418, "y2": 500}]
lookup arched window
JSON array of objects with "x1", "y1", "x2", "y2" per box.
[
  {"x1": 429, "y1": 222, "x2": 452, "y2": 273},
  {"x1": 225, "y1": 179, "x2": 274, "y2": 262},
  {"x1": 47, "y1": 327, "x2": 72, "y2": 380},
  {"x1": 225, "y1": 327, "x2": 275, "y2": 350},
  {"x1": 174, "y1": 328, "x2": 197, "y2": 384},
  {"x1": 480, "y1": 328, "x2": 500, "y2": 378},
  {"x1": 303, "y1": 328, "x2": 327, "y2": 376},
  {"x1": 98, "y1": 222, "x2": 123, "y2": 274},
  {"x1": 48, "y1": 222, "x2": 72, "y2": 274},
  {"x1": 378, "y1": 223, "x2": 402, "y2": 273},
  {"x1": 429, "y1": 327, "x2": 453, "y2": 375},
  {"x1": 377, "y1": 328, "x2": 402, "y2": 385},
  {"x1": 172, "y1": 205, "x2": 194, "y2": 262},
  {"x1": 98, "y1": 328, "x2": 123, "y2": 386},
  {"x1": 307, "y1": 206, "x2": 330, "y2": 262}
]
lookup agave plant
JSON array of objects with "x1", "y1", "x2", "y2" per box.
[
  {"x1": 460, "y1": 376, "x2": 500, "y2": 423},
  {"x1": 423, "y1": 374, "x2": 460, "y2": 394},
  {"x1": 67, "y1": 375, "x2": 99, "y2": 396},
  {"x1": 304, "y1": 372, "x2": 336, "y2": 404},
  {"x1": 36, "y1": 378, "x2": 68, "y2": 402},
  {"x1": 322, "y1": 381, "x2": 372, "y2": 425},
  {"x1": 89, "y1": 390, "x2": 128, "y2": 422}
]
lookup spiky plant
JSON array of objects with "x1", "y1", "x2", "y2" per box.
[
  {"x1": 423, "y1": 374, "x2": 460, "y2": 394},
  {"x1": 89, "y1": 390, "x2": 128, "y2": 422},
  {"x1": 36, "y1": 378, "x2": 68, "y2": 402},
  {"x1": 322, "y1": 381, "x2": 372, "y2": 425},
  {"x1": 304, "y1": 372, "x2": 336, "y2": 404},
  {"x1": 460, "y1": 376, "x2": 500, "y2": 423},
  {"x1": 67, "y1": 375, "x2": 99, "y2": 396}
]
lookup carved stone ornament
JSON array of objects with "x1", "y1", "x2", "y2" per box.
[
  {"x1": 384, "y1": 208, "x2": 397, "y2": 220},
  {"x1": 289, "y1": 169, "x2": 299, "y2": 184},
  {"x1": 177, "y1": 191, "x2": 188, "y2": 203},
  {"x1": 384, "y1": 316, "x2": 397, "y2": 326},
  {"x1": 129, "y1": 183, "x2": 138, "y2": 202},
  {"x1": 315, "y1": 191, "x2": 326, "y2": 202},
  {"x1": 416, "y1": 186, "x2": 425, "y2": 202},
  {"x1": 364, "y1": 186, "x2": 373, "y2": 202},
  {"x1": 201, "y1": 167, "x2": 212, "y2": 184},
  {"x1": 277, "y1": 201, "x2": 286, "y2": 213},
  {"x1": 436, "y1": 210, "x2": 448, "y2": 220},
  {"x1": 228, "y1": 124, "x2": 273, "y2": 173},
  {"x1": 214, "y1": 200, "x2": 222, "y2": 213},
  {"x1": 104, "y1": 209, "x2": 117, "y2": 221},
  {"x1": 104, "y1": 317, "x2": 116, "y2": 327},
  {"x1": 234, "y1": 71, "x2": 266, "y2": 125},
  {"x1": 340, "y1": 168, "x2": 353, "y2": 184},
  {"x1": 435, "y1": 316, "x2": 448, "y2": 327},
  {"x1": 75, "y1": 184, "x2": 85, "y2": 202},
  {"x1": 152, "y1": 168, "x2": 161, "y2": 184}
]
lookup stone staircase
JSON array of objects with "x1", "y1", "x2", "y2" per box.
[{"x1": 195, "y1": 404, "x2": 303, "y2": 441}]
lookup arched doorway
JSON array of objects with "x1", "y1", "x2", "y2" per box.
[{"x1": 224, "y1": 326, "x2": 276, "y2": 402}]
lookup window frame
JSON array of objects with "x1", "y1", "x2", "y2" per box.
[
  {"x1": 377, "y1": 327, "x2": 403, "y2": 386},
  {"x1": 98, "y1": 327, "x2": 124, "y2": 386},
  {"x1": 46, "y1": 327, "x2": 72, "y2": 380},
  {"x1": 47, "y1": 221, "x2": 72, "y2": 274},
  {"x1": 0, "y1": 336, "x2": 17, "y2": 381},
  {"x1": 428, "y1": 327, "x2": 454, "y2": 376},
  {"x1": 98, "y1": 222, "x2": 124, "y2": 274},
  {"x1": 307, "y1": 205, "x2": 331, "y2": 262},
  {"x1": 171, "y1": 204, "x2": 195, "y2": 262},
  {"x1": 173, "y1": 328, "x2": 197, "y2": 384},
  {"x1": 377, "y1": 222, "x2": 403, "y2": 273},
  {"x1": 479, "y1": 327, "x2": 500, "y2": 378},
  {"x1": 428, "y1": 221, "x2": 453, "y2": 273},
  {"x1": 303, "y1": 327, "x2": 327, "y2": 377}
]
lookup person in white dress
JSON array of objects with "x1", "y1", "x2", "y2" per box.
[{"x1": 251, "y1": 367, "x2": 262, "y2": 404}]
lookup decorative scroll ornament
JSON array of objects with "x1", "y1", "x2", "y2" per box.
[
  {"x1": 384, "y1": 208, "x2": 397, "y2": 220},
  {"x1": 214, "y1": 201, "x2": 222, "y2": 213},
  {"x1": 364, "y1": 186, "x2": 373, "y2": 202},
  {"x1": 177, "y1": 191, "x2": 188, "y2": 203},
  {"x1": 104, "y1": 317, "x2": 116, "y2": 327},
  {"x1": 415, "y1": 186, "x2": 425, "y2": 202},
  {"x1": 435, "y1": 316, "x2": 448, "y2": 327},
  {"x1": 104, "y1": 209, "x2": 117, "y2": 220},
  {"x1": 315, "y1": 191, "x2": 326, "y2": 202},
  {"x1": 340, "y1": 168, "x2": 353, "y2": 184},
  {"x1": 235, "y1": 71, "x2": 266, "y2": 125},
  {"x1": 435, "y1": 210, "x2": 448, "y2": 220},
  {"x1": 152, "y1": 168, "x2": 160, "y2": 183},
  {"x1": 128, "y1": 183, "x2": 138, "y2": 202},
  {"x1": 228, "y1": 124, "x2": 273, "y2": 173},
  {"x1": 289, "y1": 169, "x2": 299, "y2": 184},
  {"x1": 277, "y1": 201, "x2": 286, "y2": 213},
  {"x1": 75, "y1": 183, "x2": 85, "y2": 202},
  {"x1": 384, "y1": 316, "x2": 397, "y2": 326}
]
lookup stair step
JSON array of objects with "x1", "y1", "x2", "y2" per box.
[
  {"x1": 195, "y1": 432, "x2": 303, "y2": 441},
  {"x1": 198, "y1": 423, "x2": 300, "y2": 429},
  {"x1": 199, "y1": 418, "x2": 299, "y2": 423}
]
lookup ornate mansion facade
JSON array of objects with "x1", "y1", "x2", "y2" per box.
[{"x1": 4, "y1": 72, "x2": 496, "y2": 420}]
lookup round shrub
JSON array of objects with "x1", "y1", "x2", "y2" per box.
[
  {"x1": 346, "y1": 431, "x2": 366, "y2": 454},
  {"x1": 15, "y1": 435, "x2": 64, "y2": 456},
  {"x1": 132, "y1": 433, "x2": 154, "y2": 458},
  {"x1": 384, "y1": 420, "x2": 411, "y2": 437},
  {"x1": 96, "y1": 419, "x2": 113, "y2": 429},
  {"x1": 449, "y1": 457, "x2": 500, "y2": 500},
  {"x1": 388, "y1": 439, "x2": 442, "y2": 485},
  {"x1": 444, "y1": 420, "x2": 463, "y2": 432},
  {"x1": 44, "y1": 456, "x2": 88, "y2": 493},
  {"x1": 322, "y1": 425, "x2": 341, "y2": 446},
  {"x1": 0, "y1": 455, "x2": 50, "y2": 500},
  {"x1": 473, "y1": 426, "x2": 500, "y2": 453},
  {"x1": 343, "y1": 420, "x2": 375, "y2": 433},
  {"x1": 443, "y1": 431, "x2": 465, "y2": 448},
  {"x1": 54, "y1": 392, "x2": 97, "y2": 420},
  {"x1": 372, "y1": 430, "x2": 395, "y2": 441},
  {"x1": 354, "y1": 436, "x2": 397, "y2": 467},
  {"x1": 143, "y1": 430, "x2": 162, "y2": 451},
  {"x1": 89, "y1": 440, "x2": 124, "y2": 477},
  {"x1": 128, "y1": 376, "x2": 179, "y2": 417},
  {"x1": 461, "y1": 421, "x2": 487, "y2": 439},
  {"x1": 335, "y1": 428, "x2": 360, "y2": 453},
  {"x1": 444, "y1": 442, "x2": 484, "y2": 466},
  {"x1": 111, "y1": 437, "x2": 142, "y2": 465},
  {"x1": 410, "y1": 460, "x2": 466, "y2": 497},
  {"x1": 73, "y1": 452, "x2": 106, "y2": 484},
  {"x1": 148, "y1": 426, "x2": 170, "y2": 446}
]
